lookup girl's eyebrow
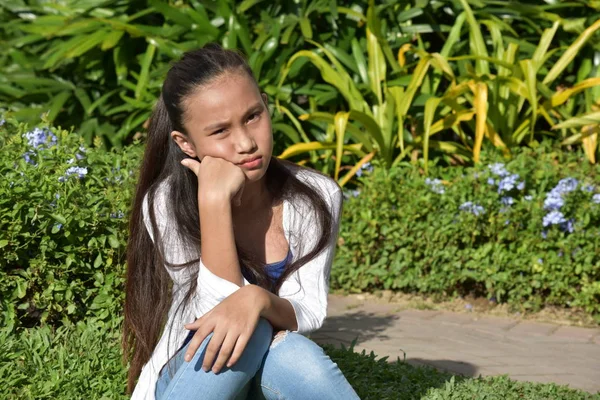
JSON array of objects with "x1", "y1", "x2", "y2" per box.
[{"x1": 203, "y1": 102, "x2": 263, "y2": 131}]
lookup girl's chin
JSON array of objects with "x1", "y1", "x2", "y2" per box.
[{"x1": 243, "y1": 167, "x2": 268, "y2": 182}]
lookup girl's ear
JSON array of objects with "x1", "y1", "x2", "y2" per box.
[{"x1": 171, "y1": 131, "x2": 198, "y2": 158}]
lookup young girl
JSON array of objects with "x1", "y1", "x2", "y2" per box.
[{"x1": 122, "y1": 44, "x2": 359, "y2": 400}]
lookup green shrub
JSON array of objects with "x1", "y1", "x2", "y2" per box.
[
  {"x1": 333, "y1": 143, "x2": 600, "y2": 319},
  {"x1": 2, "y1": 323, "x2": 598, "y2": 399},
  {"x1": 0, "y1": 119, "x2": 141, "y2": 331}
]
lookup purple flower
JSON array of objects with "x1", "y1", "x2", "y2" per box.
[
  {"x1": 517, "y1": 181, "x2": 525, "y2": 190},
  {"x1": 487, "y1": 178, "x2": 495, "y2": 185},
  {"x1": 500, "y1": 196, "x2": 514, "y2": 206},
  {"x1": 593, "y1": 194, "x2": 600, "y2": 204}
]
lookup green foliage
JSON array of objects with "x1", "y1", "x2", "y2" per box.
[
  {"x1": 2, "y1": 324, "x2": 598, "y2": 399},
  {"x1": 0, "y1": 119, "x2": 142, "y2": 331},
  {"x1": 277, "y1": 0, "x2": 600, "y2": 178},
  {"x1": 333, "y1": 143, "x2": 600, "y2": 319},
  {"x1": 0, "y1": 0, "x2": 366, "y2": 149}
]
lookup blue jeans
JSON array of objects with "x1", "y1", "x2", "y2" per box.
[{"x1": 155, "y1": 318, "x2": 360, "y2": 399}]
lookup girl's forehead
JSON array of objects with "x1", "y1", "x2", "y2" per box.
[{"x1": 183, "y1": 72, "x2": 261, "y2": 121}]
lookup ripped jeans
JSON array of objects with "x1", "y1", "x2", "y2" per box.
[{"x1": 155, "y1": 318, "x2": 360, "y2": 400}]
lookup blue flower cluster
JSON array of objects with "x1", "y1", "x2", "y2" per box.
[
  {"x1": 425, "y1": 178, "x2": 445, "y2": 195},
  {"x1": 22, "y1": 127, "x2": 58, "y2": 165},
  {"x1": 487, "y1": 163, "x2": 525, "y2": 194},
  {"x1": 541, "y1": 178, "x2": 580, "y2": 234},
  {"x1": 459, "y1": 201, "x2": 485, "y2": 216},
  {"x1": 355, "y1": 162, "x2": 374, "y2": 177},
  {"x1": 58, "y1": 166, "x2": 88, "y2": 182},
  {"x1": 594, "y1": 194, "x2": 600, "y2": 204}
]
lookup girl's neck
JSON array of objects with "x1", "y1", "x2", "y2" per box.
[{"x1": 235, "y1": 177, "x2": 272, "y2": 214}]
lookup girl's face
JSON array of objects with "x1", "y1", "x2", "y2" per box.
[{"x1": 172, "y1": 71, "x2": 273, "y2": 183}]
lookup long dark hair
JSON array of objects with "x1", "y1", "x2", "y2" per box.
[{"x1": 122, "y1": 43, "x2": 335, "y2": 394}]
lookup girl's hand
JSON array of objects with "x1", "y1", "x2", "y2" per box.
[
  {"x1": 181, "y1": 156, "x2": 246, "y2": 206},
  {"x1": 183, "y1": 285, "x2": 267, "y2": 373}
]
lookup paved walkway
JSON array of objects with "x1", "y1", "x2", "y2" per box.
[{"x1": 312, "y1": 294, "x2": 600, "y2": 394}]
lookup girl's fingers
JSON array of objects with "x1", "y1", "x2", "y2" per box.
[
  {"x1": 211, "y1": 333, "x2": 238, "y2": 374},
  {"x1": 226, "y1": 333, "x2": 250, "y2": 368},
  {"x1": 201, "y1": 329, "x2": 226, "y2": 372},
  {"x1": 180, "y1": 158, "x2": 201, "y2": 176},
  {"x1": 184, "y1": 325, "x2": 212, "y2": 363}
]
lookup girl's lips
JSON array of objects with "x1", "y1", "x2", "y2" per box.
[{"x1": 239, "y1": 156, "x2": 262, "y2": 169}]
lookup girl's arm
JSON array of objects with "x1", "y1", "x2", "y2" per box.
[
  {"x1": 255, "y1": 287, "x2": 298, "y2": 331},
  {"x1": 199, "y1": 197, "x2": 244, "y2": 287},
  {"x1": 184, "y1": 156, "x2": 246, "y2": 287}
]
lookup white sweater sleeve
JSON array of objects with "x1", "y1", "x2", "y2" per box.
[
  {"x1": 142, "y1": 182, "x2": 250, "y2": 316},
  {"x1": 281, "y1": 182, "x2": 343, "y2": 334}
]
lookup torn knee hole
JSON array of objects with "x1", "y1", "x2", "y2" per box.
[{"x1": 270, "y1": 330, "x2": 289, "y2": 349}]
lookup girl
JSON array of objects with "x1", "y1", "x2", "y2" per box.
[{"x1": 122, "y1": 44, "x2": 359, "y2": 400}]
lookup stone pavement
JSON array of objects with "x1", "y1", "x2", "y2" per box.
[{"x1": 312, "y1": 294, "x2": 600, "y2": 394}]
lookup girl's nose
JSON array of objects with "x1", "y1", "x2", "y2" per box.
[{"x1": 234, "y1": 128, "x2": 257, "y2": 153}]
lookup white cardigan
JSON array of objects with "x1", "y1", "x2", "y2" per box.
[{"x1": 131, "y1": 165, "x2": 343, "y2": 399}]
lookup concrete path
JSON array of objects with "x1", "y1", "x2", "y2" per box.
[{"x1": 312, "y1": 294, "x2": 600, "y2": 394}]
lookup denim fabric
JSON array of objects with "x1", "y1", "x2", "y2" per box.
[{"x1": 155, "y1": 318, "x2": 360, "y2": 400}]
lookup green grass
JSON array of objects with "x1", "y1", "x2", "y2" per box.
[{"x1": 1, "y1": 323, "x2": 598, "y2": 399}]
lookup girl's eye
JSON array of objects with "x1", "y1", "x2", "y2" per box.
[
  {"x1": 213, "y1": 128, "x2": 225, "y2": 135},
  {"x1": 247, "y1": 112, "x2": 260, "y2": 122}
]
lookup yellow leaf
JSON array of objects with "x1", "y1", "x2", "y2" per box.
[
  {"x1": 473, "y1": 82, "x2": 488, "y2": 163},
  {"x1": 338, "y1": 151, "x2": 376, "y2": 187}
]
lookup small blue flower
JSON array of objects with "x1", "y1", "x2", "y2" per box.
[
  {"x1": 537, "y1": 258, "x2": 543, "y2": 264},
  {"x1": 23, "y1": 127, "x2": 57, "y2": 149},
  {"x1": 0, "y1": 119, "x2": 5, "y2": 126},
  {"x1": 487, "y1": 178, "x2": 495, "y2": 185},
  {"x1": 75, "y1": 152, "x2": 85, "y2": 160},
  {"x1": 517, "y1": 181, "x2": 525, "y2": 190},
  {"x1": 498, "y1": 173, "x2": 520, "y2": 193},
  {"x1": 541, "y1": 230, "x2": 548, "y2": 239},
  {"x1": 593, "y1": 194, "x2": 600, "y2": 204},
  {"x1": 23, "y1": 151, "x2": 37, "y2": 165},
  {"x1": 425, "y1": 178, "x2": 445, "y2": 195},
  {"x1": 524, "y1": 195, "x2": 533, "y2": 201},
  {"x1": 58, "y1": 176, "x2": 65, "y2": 182},
  {"x1": 110, "y1": 211, "x2": 125, "y2": 219},
  {"x1": 582, "y1": 185, "x2": 595, "y2": 193},
  {"x1": 67, "y1": 158, "x2": 75, "y2": 164},
  {"x1": 459, "y1": 201, "x2": 485, "y2": 216},
  {"x1": 54, "y1": 223, "x2": 63, "y2": 231},
  {"x1": 65, "y1": 166, "x2": 88, "y2": 179},
  {"x1": 543, "y1": 193, "x2": 564, "y2": 211},
  {"x1": 500, "y1": 196, "x2": 514, "y2": 206},
  {"x1": 488, "y1": 163, "x2": 509, "y2": 177},
  {"x1": 543, "y1": 210, "x2": 567, "y2": 227}
]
